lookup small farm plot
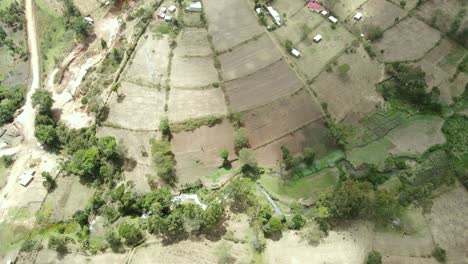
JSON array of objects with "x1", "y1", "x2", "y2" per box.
[
  {"x1": 124, "y1": 34, "x2": 170, "y2": 88},
  {"x1": 375, "y1": 17, "x2": 441, "y2": 62},
  {"x1": 429, "y1": 185, "x2": 468, "y2": 263},
  {"x1": 346, "y1": 138, "x2": 394, "y2": 169},
  {"x1": 168, "y1": 88, "x2": 227, "y2": 123},
  {"x1": 414, "y1": 0, "x2": 468, "y2": 35},
  {"x1": 254, "y1": 120, "x2": 332, "y2": 167},
  {"x1": 333, "y1": 0, "x2": 368, "y2": 18},
  {"x1": 171, "y1": 56, "x2": 219, "y2": 88},
  {"x1": 294, "y1": 22, "x2": 355, "y2": 80},
  {"x1": 349, "y1": 0, "x2": 408, "y2": 32},
  {"x1": 171, "y1": 121, "x2": 237, "y2": 187},
  {"x1": 219, "y1": 33, "x2": 282, "y2": 81},
  {"x1": 225, "y1": 60, "x2": 302, "y2": 112},
  {"x1": 387, "y1": 116, "x2": 446, "y2": 156},
  {"x1": 104, "y1": 81, "x2": 166, "y2": 130},
  {"x1": 204, "y1": 0, "x2": 264, "y2": 52},
  {"x1": 44, "y1": 175, "x2": 94, "y2": 221},
  {"x1": 242, "y1": 89, "x2": 323, "y2": 148},
  {"x1": 273, "y1": 7, "x2": 323, "y2": 45},
  {"x1": 175, "y1": 28, "x2": 212, "y2": 57},
  {"x1": 360, "y1": 111, "x2": 404, "y2": 145},
  {"x1": 312, "y1": 46, "x2": 384, "y2": 123}
]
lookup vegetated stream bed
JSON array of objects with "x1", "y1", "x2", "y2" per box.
[{"x1": 255, "y1": 183, "x2": 283, "y2": 215}]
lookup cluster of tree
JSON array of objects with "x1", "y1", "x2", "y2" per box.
[
  {"x1": 0, "y1": 85, "x2": 25, "y2": 125},
  {"x1": 366, "y1": 25, "x2": 384, "y2": 42},
  {"x1": 441, "y1": 114, "x2": 468, "y2": 188},
  {"x1": 382, "y1": 63, "x2": 442, "y2": 114},
  {"x1": 151, "y1": 137, "x2": 176, "y2": 184},
  {"x1": 279, "y1": 145, "x2": 316, "y2": 181},
  {"x1": 62, "y1": 0, "x2": 92, "y2": 39},
  {"x1": 0, "y1": 2, "x2": 25, "y2": 30}
]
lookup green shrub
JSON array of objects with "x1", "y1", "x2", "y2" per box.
[
  {"x1": 366, "y1": 250, "x2": 382, "y2": 264},
  {"x1": 432, "y1": 246, "x2": 447, "y2": 263}
]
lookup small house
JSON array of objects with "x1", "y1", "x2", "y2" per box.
[
  {"x1": 186, "y1": 1, "x2": 202, "y2": 12},
  {"x1": 320, "y1": 10, "x2": 329, "y2": 16},
  {"x1": 313, "y1": 34, "x2": 322, "y2": 43},
  {"x1": 290, "y1": 48, "x2": 301, "y2": 58},
  {"x1": 168, "y1": 5, "x2": 177, "y2": 13},
  {"x1": 84, "y1": 16, "x2": 94, "y2": 25},
  {"x1": 256, "y1": 7, "x2": 263, "y2": 14},
  {"x1": 328, "y1": 16, "x2": 338, "y2": 23},
  {"x1": 164, "y1": 15, "x2": 173, "y2": 22},
  {"x1": 266, "y1": 6, "x2": 282, "y2": 26},
  {"x1": 307, "y1": 2, "x2": 322, "y2": 12},
  {"x1": 19, "y1": 169, "x2": 35, "y2": 187},
  {"x1": 354, "y1": 12, "x2": 363, "y2": 20}
]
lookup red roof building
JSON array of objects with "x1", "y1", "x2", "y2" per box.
[{"x1": 307, "y1": 2, "x2": 323, "y2": 11}]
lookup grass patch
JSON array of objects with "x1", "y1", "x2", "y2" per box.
[
  {"x1": 258, "y1": 168, "x2": 340, "y2": 202},
  {"x1": 207, "y1": 167, "x2": 234, "y2": 183},
  {"x1": 170, "y1": 115, "x2": 223, "y2": 132},
  {"x1": 346, "y1": 138, "x2": 393, "y2": 170}
]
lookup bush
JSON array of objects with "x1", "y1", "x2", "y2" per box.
[
  {"x1": 288, "y1": 214, "x2": 306, "y2": 230},
  {"x1": 263, "y1": 217, "x2": 283, "y2": 236},
  {"x1": 48, "y1": 235, "x2": 68, "y2": 254},
  {"x1": 151, "y1": 138, "x2": 176, "y2": 184},
  {"x1": 32, "y1": 89, "x2": 54, "y2": 114},
  {"x1": 284, "y1": 40, "x2": 293, "y2": 52},
  {"x1": 118, "y1": 222, "x2": 143, "y2": 246},
  {"x1": 366, "y1": 250, "x2": 382, "y2": 264},
  {"x1": 432, "y1": 246, "x2": 447, "y2": 263},
  {"x1": 367, "y1": 25, "x2": 384, "y2": 42},
  {"x1": 234, "y1": 128, "x2": 249, "y2": 150},
  {"x1": 337, "y1": 63, "x2": 351, "y2": 74}
]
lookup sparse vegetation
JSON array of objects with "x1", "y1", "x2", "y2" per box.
[{"x1": 0, "y1": 85, "x2": 25, "y2": 124}]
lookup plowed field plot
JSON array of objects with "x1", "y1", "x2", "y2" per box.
[
  {"x1": 171, "y1": 121, "x2": 237, "y2": 187},
  {"x1": 225, "y1": 60, "x2": 302, "y2": 112},
  {"x1": 242, "y1": 89, "x2": 323, "y2": 148},
  {"x1": 168, "y1": 88, "x2": 227, "y2": 122},
  {"x1": 204, "y1": 0, "x2": 263, "y2": 52},
  {"x1": 105, "y1": 82, "x2": 166, "y2": 130},
  {"x1": 312, "y1": 46, "x2": 384, "y2": 124},
  {"x1": 333, "y1": 0, "x2": 368, "y2": 18},
  {"x1": 429, "y1": 186, "x2": 468, "y2": 263},
  {"x1": 171, "y1": 56, "x2": 219, "y2": 88},
  {"x1": 254, "y1": 120, "x2": 331, "y2": 167},
  {"x1": 124, "y1": 35, "x2": 170, "y2": 88},
  {"x1": 273, "y1": 7, "x2": 323, "y2": 45},
  {"x1": 219, "y1": 33, "x2": 282, "y2": 81},
  {"x1": 295, "y1": 22, "x2": 355, "y2": 80},
  {"x1": 375, "y1": 17, "x2": 441, "y2": 62},
  {"x1": 273, "y1": 0, "x2": 306, "y2": 19},
  {"x1": 414, "y1": 0, "x2": 468, "y2": 35},
  {"x1": 348, "y1": 0, "x2": 407, "y2": 32},
  {"x1": 414, "y1": 38, "x2": 467, "y2": 104},
  {"x1": 175, "y1": 28, "x2": 212, "y2": 57},
  {"x1": 361, "y1": 111, "x2": 404, "y2": 144}
]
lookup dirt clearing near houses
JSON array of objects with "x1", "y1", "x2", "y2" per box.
[{"x1": 348, "y1": 0, "x2": 408, "y2": 32}]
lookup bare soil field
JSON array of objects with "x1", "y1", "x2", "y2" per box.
[
  {"x1": 104, "y1": 81, "x2": 166, "y2": 130},
  {"x1": 312, "y1": 46, "x2": 384, "y2": 124},
  {"x1": 428, "y1": 185, "x2": 468, "y2": 263},
  {"x1": 219, "y1": 34, "x2": 282, "y2": 81},
  {"x1": 34, "y1": 249, "x2": 128, "y2": 264},
  {"x1": 349, "y1": 0, "x2": 408, "y2": 32},
  {"x1": 414, "y1": 38, "x2": 467, "y2": 104},
  {"x1": 333, "y1": 0, "x2": 368, "y2": 18},
  {"x1": 124, "y1": 34, "x2": 170, "y2": 88},
  {"x1": 414, "y1": 0, "x2": 468, "y2": 35},
  {"x1": 204, "y1": 0, "x2": 264, "y2": 52},
  {"x1": 273, "y1": 7, "x2": 323, "y2": 45},
  {"x1": 225, "y1": 60, "x2": 302, "y2": 112},
  {"x1": 44, "y1": 175, "x2": 94, "y2": 221},
  {"x1": 387, "y1": 116, "x2": 446, "y2": 156},
  {"x1": 170, "y1": 56, "x2": 219, "y2": 88},
  {"x1": 295, "y1": 22, "x2": 355, "y2": 80},
  {"x1": 171, "y1": 121, "x2": 237, "y2": 187},
  {"x1": 272, "y1": 0, "x2": 306, "y2": 19},
  {"x1": 175, "y1": 28, "x2": 212, "y2": 57},
  {"x1": 242, "y1": 89, "x2": 323, "y2": 148},
  {"x1": 254, "y1": 120, "x2": 331, "y2": 167},
  {"x1": 168, "y1": 88, "x2": 227, "y2": 123},
  {"x1": 265, "y1": 221, "x2": 374, "y2": 264},
  {"x1": 375, "y1": 17, "x2": 441, "y2": 62}
]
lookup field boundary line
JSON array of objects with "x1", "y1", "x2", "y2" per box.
[
  {"x1": 215, "y1": 32, "x2": 266, "y2": 55},
  {"x1": 100, "y1": 123, "x2": 159, "y2": 133},
  {"x1": 221, "y1": 57, "x2": 283, "y2": 83}
]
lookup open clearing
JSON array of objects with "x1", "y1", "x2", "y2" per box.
[
  {"x1": 175, "y1": 28, "x2": 212, "y2": 57},
  {"x1": 429, "y1": 185, "x2": 468, "y2": 263},
  {"x1": 349, "y1": 0, "x2": 408, "y2": 32},
  {"x1": 168, "y1": 88, "x2": 227, "y2": 122},
  {"x1": 333, "y1": 0, "x2": 368, "y2": 18},
  {"x1": 225, "y1": 60, "x2": 302, "y2": 112},
  {"x1": 273, "y1": 7, "x2": 323, "y2": 45},
  {"x1": 312, "y1": 46, "x2": 384, "y2": 124},
  {"x1": 265, "y1": 221, "x2": 373, "y2": 264},
  {"x1": 124, "y1": 34, "x2": 170, "y2": 88},
  {"x1": 294, "y1": 22, "x2": 355, "y2": 80},
  {"x1": 414, "y1": 38, "x2": 468, "y2": 104},
  {"x1": 375, "y1": 17, "x2": 441, "y2": 62},
  {"x1": 171, "y1": 56, "x2": 219, "y2": 88},
  {"x1": 242, "y1": 89, "x2": 323, "y2": 148},
  {"x1": 259, "y1": 168, "x2": 339, "y2": 203},
  {"x1": 387, "y1": 116, "x2": 446, "y2": 156},
  {"x1": 254, "y1": 120, "x2": 332, "y2": 167},
  {"x1": 204, "y1": 0, "x2": 263, "y2": 52},
  {"x1": 104, "y1": 81, "x2": 166, "y2": 130},
  {"x1": 219, "y1": 34, "x2": 282, "y2": 81},
  {"x1": 171, "y1": 121, "x2": 237, "y2": 188}
]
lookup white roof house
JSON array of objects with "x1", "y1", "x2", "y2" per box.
[
  {"x1": 160, "y1": 7, "x2": 167, "y2": 13},
  {"x1": 172, "y1": 194, "x2": 207, "y2": 210},
  {"x1": 168, "y1": 5, "x2": 177, "y2": 13},
  {"x1": 84, "y1": 17, "x2": 94, "y2": 24},
  {"x1": 321, "y1": 10, "x2": 329, "y2": 16},
  {"x1": 328, "y1": 16, "x2": 338, "y2": 23},
  {"x1": 19, "y1": 169, "x2": 35, "y2": 187},
  {"x1": 266, "y1": 6, "x2": 282, "y2": 26},
  {"x1": 186, "y1": 1, "x2": 202, "y2": 12},
  {"x1": 164, "y1": 15, "x2": 173, "y2": 22},
  {"x1": 313, "y1": 34, "x2": 322, "y2": 43},
  {"x1": 290, "y1": 48, "x2": 301, "y2": 57},
  {"x1": 354, "y1": 12, "x2": 363, "y2": 20},
  {"x1": 256, "y1": 7, "x2": 263, "y2": 14}
]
